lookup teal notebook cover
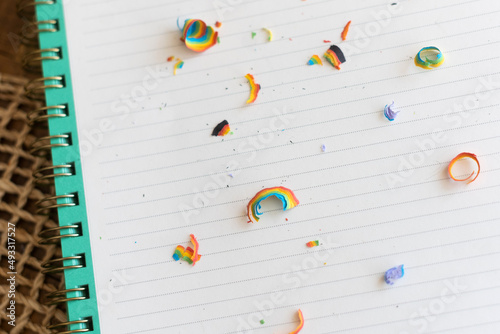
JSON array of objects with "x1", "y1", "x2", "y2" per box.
[{"x1": 36, "y1": 1, "x2": 100, "y2": 332}]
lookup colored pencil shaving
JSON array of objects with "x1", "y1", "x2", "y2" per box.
[
  {"x1": 212, "y1": 120, "x2": 230, "y2": 136},
  {"x1": 172, "y1": 245, "x2": 196, "y2": 264},
  {"x1": 247, "y1": 186, "x2": 299, "y2": 223},
  {"x1": 190, "y1": 234, "x2": 201, "y2": 266},
  {"x1": 306, "y1": 240, "x2": 319, "y2": 248},
  {"x1": 341, "y1": 20, "x2": 351, "y2": 40},
  {"x1": 448, "y1": 152, "x2": 480, "y2": 184},
  {"x1": 307, "y1": 55, "x2": 323, "y2": 66},
  {"x1": 180, "y1": 19, "x2": 218, "y2": 52},
  {"x1": 384, "y1": 101, "x2": 400, "y2": 121},
  {"x1": 173, "y1": 60, "x2": 184, "y2": 75},
  {"x1": 289, "y1": 309, "x2": 304, "y2": 334},
  {"x1": 385, "y1": 265, "x2": 404, "y2": 285},
  {"x1": 263, "y1": 27, "x2": 273, "y2": 41},
  {"x1": 245, "y1": 73, "x2": 261, "y2": 104},
  {"x1": 172, "y1": 234, "x2": 201, "y2": 265},
  {"x1": 324, "y1": 45, "x2": 346, "y2": 70},
  {"x1": 414, "y1": 46, "x2": 444, "y2": 69}
]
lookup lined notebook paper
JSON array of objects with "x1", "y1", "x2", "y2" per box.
[{"x1": 63, "y1": 0, "x2": 500, "y2": 332}]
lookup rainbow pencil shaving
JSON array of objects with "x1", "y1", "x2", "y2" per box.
[
  {"x1": 180, "y1": 19, "x2": 218, "y2": 52},
  {"x1": 384, "y1": 101, "x2": 400, "y2": 121},
  {"x1": 448, "y1": 152, "x2": 480, "y2": 184},
  {"x1": 289, "y1": 309, "x2": 304, "y2": 334},
  {"x1": 306, "y1": 240, "x2": 319, "y2": 248},
  {"x1": 167, "y1": 56, "x2": 174, "y2": 62},
  {"x1": 245, "y1": 73, "x2": 261, "y2": 104},
  {"x1": 263, "y1": 27, "x2": 273, "y2": 41},
  {"x1": 385, "y1": 265, "x2": 404, "y2": 285},
  {"x1": 173, "y1": 60, "x2": 184, "y2": 75},
  {"x1": 190, "y1": 234, "x2": 201, "y2": 266},
  {"x1": 172, "y1": 234, "x2": 201, "y2": 265},
  {"x1": 247, "y1": 186, "x2": 299, "y2": 223},
  {"x1": 307, "y1": 55, "x2": 323, "y2": 66},
  {"x1": 341, "y1": 20, "x2": 351, "y2": 41},
  {"x1": 172, "y1": 245, "x2": 196, "y2": 264},
  {"x1": 215, "y1": 21, "x2": 222, "y2": 28},
  {"x1": 212, "y1": 120, "x2": 230, "y2": 136},
  {"x1": 414, "y1": 46, "x2": 444, "y2": 69},
  {"x1": 324, "y1": 45, "x2": 346, "y2": 70}
]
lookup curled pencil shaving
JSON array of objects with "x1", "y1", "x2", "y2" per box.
[
  {"x1": 263, "y1": 27, "x2": 273, "y2": 41},
  {"x1": 247, "y1": 186, "x2": 299, "y2": 223},
  {"x1": 414, "y1": 46, "x2": 444, "y2": 69},
  {"x1": 306, "y1": 240, "x2": 319, "y2": 248},
  {"x1": 341, "y1": 20, "x2": 351, "y2": 41},
  {"x1": 324, "y1": 45, "x2": 346, "y2": 70},
  {"x1": 167, "y1": 56, "x2": 175, "y2": 62},
  {"x1": 385, "y1": 265, "x2": 404, "y2": 285},
  {"x1": 180, "y1": 19, "x2": 218, "y2": 52},
  {"x1": 189, "y1": 234, "x2": 201, "y2": 265},
  {"x1": 307, "y1": 55, "x2": 323, "y2": 66},
  {"x1": 212, "y1": 120, "x2": 230, "y2": 136},
  {"x1": 384, "y1": 101, "x2": 400, "y2": 121},
  {"x1": 245, "y1": 73, "x2": 261, "y2": 104},
  {"x1": 448, "y1": 152, "x2": 480, "y2": 184},
  {"x1": 172, "y1": 234, "x2": 201, "y2": 265},
  {"x1": 289, "y1": 309, "x2": 304, "y2": 334},
  {"x1": 173, "y1": 60, "x2": 184, "y2": 75},
  {"x1": 215, "y1": 21, "x2": 222, "y2": 28}
]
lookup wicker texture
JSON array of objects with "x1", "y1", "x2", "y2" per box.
[{"x1": 0, "y1": 73, "x2": 66, "y2": 334}]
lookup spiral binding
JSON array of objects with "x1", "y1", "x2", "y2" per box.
[
  {"x1": 27, "y1": 104, "x2": 68, "y2": 126},
  {"x1": 46, "y1": 320, "x2": 91, "y2": 334},
  {"x1": 23, "y1": 46, "x2": 61, "y2": 72},
  {"x1": 46, "y1": 286, "x2": 88, "y2": 305},
  {"x1": 38, "y1": 223, "x2": 81, "y2": 244},
  {"x1": 22, "y1": 2, "x2": 95, "y2": 332}
]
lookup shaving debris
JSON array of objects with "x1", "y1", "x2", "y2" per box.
[
  {"x1": 448, "y1": 152, "x2": 480, "y2": 184},
  {"x1": 245, "y1": 73, "x2": 261, "y2": 104},
  {"x1": 247, "y1": 186, "x2": 299, "y2": 223},
  {"x1": 385, "y1": 265, "x2": 404, "y2": 285},
  {"x1": 289, "y1": 309, "x2": 304, "y2": 334},
  {"x1": 415, "y1": 46, "x2": 444, "y2": 69},
  {"x1": 307, "y1": 55, "x2": 323, "y2": 66},
  {"x1": 384, "y1": 101, "x2": 400, "y2": 121},
  {"x1": 212, "y1": 120, "x2": 231, "y2": 136},
  {"x1": 172, "y1": 234, "x2": 201, "y2": 265},
  {"x1": 341, "y1": 20, "x2": 351, "y2": 41},
  {"x1": 173, "y1": 60, "x2": 184, "y2": 75},
  {"x1": 263, "y1": 27, "x2": 273, "y2": 41},
  {"x1": 306, "y1": 240, "x2": 319, "y2": 248},
  {"x1": 180, "y1": 19, "x2": 218, "y2": 52},
  {"x1": 324, "y1": 45, "x2": 346, "y2": 70}
]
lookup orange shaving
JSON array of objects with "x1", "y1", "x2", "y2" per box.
[
  {"x1": 341, "y1": 20, "x2": 351, "y2": 41},
  {"x1": 289, "y1": 309, "x2": 304, "y2": 334},
  {"x1": 448, "y1": 152, "x2": 480, "y2": 184}
]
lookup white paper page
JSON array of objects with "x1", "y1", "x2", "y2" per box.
[{"x1": 62, "y1": 0, "x2": 500, "y2": 333}]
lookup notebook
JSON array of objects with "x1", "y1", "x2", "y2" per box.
[{"x1": 30, "y1": 0, "x2": 500, "y2": 332}]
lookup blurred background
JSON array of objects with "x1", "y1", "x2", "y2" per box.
[{"x1": 1, "y1": 1, "x2": 67, "y2": 333}]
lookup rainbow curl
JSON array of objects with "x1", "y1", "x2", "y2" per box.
[
  {"x1": 172, "y1": 234, "x2": 201, "y2": 265},
  {"x1": 181, "y1": 19, "x2": 218, "y2": 52},
  {"x1": 289, "y1": 309, "x2": 304, "y2": 334},
  {"x1": 245, "y1": 73, "x2": 261, "y2": 104},
  {"x1": 307, "y1": 55, "x2": 323, "y2": 66},
  {"x1": 247, "y1": 186, "x2": 299, "y2": 223}
]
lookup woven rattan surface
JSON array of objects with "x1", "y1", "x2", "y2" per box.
[{"x1": 0, "y1": 73, "x2": 66, "y2": 334}]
